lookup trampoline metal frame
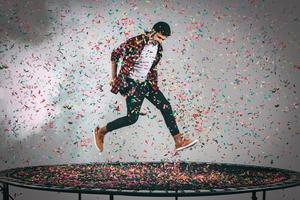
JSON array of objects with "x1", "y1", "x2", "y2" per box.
[
  {"x1": 1, "y1": 161, "x2": 300, "y2": 200},
  {"x1": 1, "y1": 179, "x2": 300, "y2": 200}
]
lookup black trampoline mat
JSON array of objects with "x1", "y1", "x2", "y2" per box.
[{"x1": 1, "y1": 162, "x2": 300, "y2": 195}]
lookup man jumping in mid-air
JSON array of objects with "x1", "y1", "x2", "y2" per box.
[{"x1": 94, "y1": 21, "x2": 198, "y2": 152}]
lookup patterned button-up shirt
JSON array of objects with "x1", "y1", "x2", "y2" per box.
[{"x1": 110, "y1": 32, "x2": 163, "y2": 95}]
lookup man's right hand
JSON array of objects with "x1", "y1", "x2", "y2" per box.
[{"x1": 109, "y1": 77, "x2": 116, "y2": 86}]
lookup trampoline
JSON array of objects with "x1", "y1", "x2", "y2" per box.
[{"x1": 0, "y1": 162, "x2": 299, "y2": 200}]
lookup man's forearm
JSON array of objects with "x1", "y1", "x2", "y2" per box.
[{"x1": 111, "y1": 61, "x2": 117, "y2": 79}]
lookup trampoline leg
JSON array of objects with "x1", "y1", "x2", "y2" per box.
[
  {"x1": 263, "y1": 190, "x2": 266, "y2": 200},
  {"x1": 78, "y1": 192, "x2": 81, "y2": 200},
  {"x1": 251, "y1": 191, "x2": 257, "y2": 200},
  {"x1": 109, "y1": 194, "x2": 114, "y2": 200},
  {"x1": 3, "y1": 183, "x2": 9, "y2": 200}
]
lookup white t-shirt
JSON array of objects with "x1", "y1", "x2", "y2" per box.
[{"x1": 128, "y1": 43, "x2": 158, "y2": 82}]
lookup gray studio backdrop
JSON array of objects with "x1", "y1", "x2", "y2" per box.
[{"x1": 0, "y1": 0, "x2": 299, "y2": 199}]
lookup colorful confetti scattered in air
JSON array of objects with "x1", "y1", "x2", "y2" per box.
[{"x1": 0, "y1": 0, "x2": 299, "y2": 175}]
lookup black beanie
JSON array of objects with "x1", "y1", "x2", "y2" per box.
[{"x1": 152, "y1": 21, "x2": 171, "y2": 36}]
